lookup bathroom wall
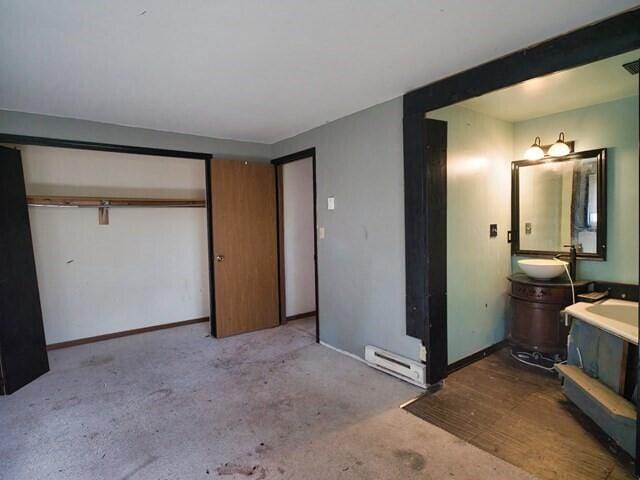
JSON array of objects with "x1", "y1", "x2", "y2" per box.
[
  {"x1": 428, "y1": 105, "x2": 514, "y2": 364},
  {"x1": 425, "y1": 95, "x2": 639, "y2": 365},
  {"x1": 513, "y1": 95, "x2": 639, "y2": 284},
  {"x1": 17, "y1": 145, "x2": 209, "y2": 345},
  {"x1": 425, "y1": 95, "x2": 638, "y2": 364}
]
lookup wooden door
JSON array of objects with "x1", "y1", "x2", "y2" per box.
[
  {"x1": 210, "y1": 160, "x2": 279, "y2": 337},
  {"x1": 0, "y1": 146, "x2": 49, "y2": 394}
]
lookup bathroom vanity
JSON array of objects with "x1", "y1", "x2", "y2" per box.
[
  {"x1": 508, "y1": 272, "x2": 590, "y2": 355},
  {"x1": 508, "y1": 148, "x2": 609, "y2": 357}
]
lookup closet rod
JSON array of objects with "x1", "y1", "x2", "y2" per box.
[
  {"x1": 28, "y1": 203, "x2": 206, "y2": 208},
  {"x1": 26, "y1": 195, "x2": 206, "y2": 225},
  {"x1": 26, "y1": 195, "x2": 205, "y2": 208}
]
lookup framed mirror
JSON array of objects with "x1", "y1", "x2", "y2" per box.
[{"x1": 511, "y1": 148, "x2": 606, "y2": 259}]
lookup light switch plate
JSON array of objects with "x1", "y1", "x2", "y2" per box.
[
  {"x1": 327, "y1": 197, "x2": 335, "y2": 210},
  {"x1": 318, "y1": 227, "x2": 325, "y2": 239},
  {"x1": 525, "y1": 222, "x2": 532, "y2": 234}
]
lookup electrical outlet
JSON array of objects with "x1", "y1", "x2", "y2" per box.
[{"x1": 327, "y1": 197, "x2": 335, "y2": 210}]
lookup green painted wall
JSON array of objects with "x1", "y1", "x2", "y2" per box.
[
  {"x1": 429, "y1": 105, "x2": 513, "y2": 364},
  {"x1": 431, "y1": 95, "x2": 638, "y2": 365},
  {"x1": 513, "y1": 96, "x2": 639, "y2": 284}
]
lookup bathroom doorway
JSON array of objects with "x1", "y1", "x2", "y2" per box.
[
  {"x1": 402, "y1": 12, "x2": 639, "y2": 480},
  {"x1": 272, "y1": 148, "x2": 319, "y2": 342}
]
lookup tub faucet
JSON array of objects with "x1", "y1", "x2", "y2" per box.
[{"x1": 555, "y1": 245, "x2": 577, "y2": 279}]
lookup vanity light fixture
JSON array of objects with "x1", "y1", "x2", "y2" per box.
[
  {"x1": 548, "y1": 132, "x2": 571, "y2": 157},
  {"x1": 524, "y1": 136, "x2": 544, "y2": 160}
]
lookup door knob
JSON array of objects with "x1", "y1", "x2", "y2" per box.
[{"x1": 215, "y1": 255, "x2": 224, "y2": 262}]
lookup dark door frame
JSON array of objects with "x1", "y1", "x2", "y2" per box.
[
  {"x1": 271, "y1": 148, "x2": 319, "y2": 343},
  {"x1": 402, "y1": 7, "x2": 640, "y2": 469},
  {"x1": 0, "y1": 133, "x2": 218, "y2": 337}
]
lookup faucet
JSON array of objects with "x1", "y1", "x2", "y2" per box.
[{"x1": 555, "y1": 245, "x2": 577, "y2": 279}]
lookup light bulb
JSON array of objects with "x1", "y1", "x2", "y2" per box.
[
  {"x1": 549, "y1": 132, "x2": 570, "y2": 157},
  {"x1": 524, "y1": 136, "x2": 544, "y2": 160}
]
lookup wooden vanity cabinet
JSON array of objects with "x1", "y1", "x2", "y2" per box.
[{"x1": 508, "y1": 273, "x2": 591, "y2": 355}]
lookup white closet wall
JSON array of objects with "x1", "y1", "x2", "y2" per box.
[{"x1": 20, "y1": 145, "x2": 209, "y2": 344}]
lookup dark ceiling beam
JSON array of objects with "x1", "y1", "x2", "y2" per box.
[{"x1": 404, "y1": 7, "x2": 640, "y2": 116}]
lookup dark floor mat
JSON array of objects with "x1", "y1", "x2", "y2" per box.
[{"x1": 404, "y1": 348, "x2": 635, "y2": 480}]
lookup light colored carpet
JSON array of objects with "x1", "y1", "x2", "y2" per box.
[{"x1": 0, "y1": 318, "x2": 534, "y2": 479}]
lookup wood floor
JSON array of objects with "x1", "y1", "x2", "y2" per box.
[{"x1": 405, "y1": 348, "x2": 635, "y2": 480}]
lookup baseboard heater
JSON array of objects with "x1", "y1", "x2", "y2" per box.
[{"x1": 365, "y1": 345, "x2": 426, "y2": 388}]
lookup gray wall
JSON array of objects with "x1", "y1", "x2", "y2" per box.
[
  {"x1": 3, "y1": 104, "x2": 419, "y2": 362},
  {"x1": 0, "y1": 110, "x2": 271, "y2": 160},
  {"x1": 273, "y1": 97, "x2": 421, "y2": 361}
]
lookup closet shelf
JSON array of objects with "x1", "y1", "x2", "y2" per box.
[{"x1": 26, "y1": 195, "x2": 205, "y2": 208}]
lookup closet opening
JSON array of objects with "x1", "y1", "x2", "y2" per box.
[{"x1": 0, "y1": 134, "x2": 212, "y2": 394}]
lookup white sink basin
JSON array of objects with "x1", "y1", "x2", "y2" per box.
[{"x1": 518, "y1": 258, "x2": 568, "y2": 280}]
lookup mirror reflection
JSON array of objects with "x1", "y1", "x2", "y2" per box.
[{"x1": 517, "y1": 151, "x2": 603, "y2": 254}]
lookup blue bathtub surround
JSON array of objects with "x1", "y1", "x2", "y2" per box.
[
  {"x1": 567, "y1": 321, "x2": 636, "y2": 400},
  {"x1": 557, "y1": 316, "x2": 637, "y2": 457}
]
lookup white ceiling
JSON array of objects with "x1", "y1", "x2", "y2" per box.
[
  {"x1": 458, "y1": 49, "x2": 640, "y2": 122},
  {"x1": 0, "y1": 1, "x2": 637, "y2": 144}
]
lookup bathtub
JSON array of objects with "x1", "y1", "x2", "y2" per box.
[{"x1": 565, "y1": 298, "x2": 639, "y2": 345}]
